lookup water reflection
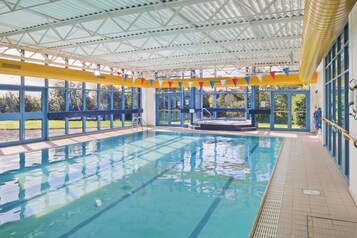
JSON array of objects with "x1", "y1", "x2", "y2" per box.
[{"x1": 0, "y1": 132, "x2": 282, "y2": 234}]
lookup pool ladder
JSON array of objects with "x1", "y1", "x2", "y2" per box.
[
  {"x1": 132, "y1": 117, "x2": 148, "y2": 132},
  {"x1": 201, "y1": 107, "x2": 212, "y2": 123}
]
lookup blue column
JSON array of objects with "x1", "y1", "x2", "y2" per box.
[
  {"x1": 251, "y1": 86, "x2": 257, "y2": 126},
  {"x1": 121, "y1": 86, "x2": 125, "y2": 127},
  {"x1": 65, "y1": 80, "x2": 69, "y2": 135},
  {"x1": 82, "y1": 82, "x2": 87, "y2": 133},
  {"x1": 97, "y1": 84, "x2": 100, "y2": 130},
  {"x1": 110, "y1": 85, "x2": 114, "y2": 129},
  {"x1": 245, "y1": 87, "x2": 249, "y2": 120}
]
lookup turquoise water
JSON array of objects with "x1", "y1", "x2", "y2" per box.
[{"x1": 0, "y1": 131, "x2": 283, "y2": 238}]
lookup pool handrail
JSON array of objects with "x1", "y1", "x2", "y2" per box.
[{"x1": 201, "y1": 107, "x2": 212, "y2": 122}]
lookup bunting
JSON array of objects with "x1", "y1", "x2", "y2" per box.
[
  {"x1": 133, "y1": 75, "x2": 137, "y2": 83},
  {"x1": 149, "y1": 79, "x2": 154, "y2": 86},
  {"x1": 209, "y1": 81, "x2": 215, "y2": 89},
  {"x1": 232, "y1": 78, "x2": 238, "y2": 87},
  {"x1": 124, "y1": 74, "x2": 129, "y2": 81},
  {"x1": 199, "y1": 82, "x2": 204, "y2": 90},
  {"x1": 178, "y1": 82, "x2": 183, "y2": 89},
  {"x1": 188, "y1": 82, "x2": 194, "y2": 89},
  {"x1": 140, "y1": 77, "x2": 145, "y2": 85},
  {"x1": 257, "y1": 72, "x2": 263, "y2": 82},
  {"x1": 117, "y1": 72, "x2": 121, "y2": 77},
  {"x1": 283, "y1": 67, "x2": 289, "y2": 76},
  {"x1": 220, "y1": 80, "x2": 226, "y2": 87},
  {"x1": 158, "y1": 79, "x2": 163, "y2": 88},
  {"x1": 270, "y1": 71, "x2": 276, "y2": 79},
  {"x1": 245, "y1": 75, "x2": 251, "y2": 84},
  {"x1": 168, "y1": 81, "x2": 173, "y2": 88}
]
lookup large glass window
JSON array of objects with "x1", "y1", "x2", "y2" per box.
[
  {"x1": 0, "y1": 120, "x2": 20, "y2": 143},
  {"x1": 0, "y1": 90, "x2": 20, "y2": 113},
  {"x1": 48, "y1": 79, "x2": 66, "y2": 138},
  {"x1": 324, "y1": 24, "x2": 349, "y2": 178},
  {"x1": 0, "y1": 53, "x2": 142, "y2": 146},
  {"x1": 24, "y1": 91, "x2": 42, "y2": 112}
]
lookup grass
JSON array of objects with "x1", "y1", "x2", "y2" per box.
[
  {"x1": 0, "y1": 120, "x2": 132, "y2": 129},
  {"x1": 257, "y1": 122, "x2": 305, "y2": 129}
]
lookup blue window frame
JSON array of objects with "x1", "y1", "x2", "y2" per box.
[
  {"x1": 0, "y1": 57, "x2": 142, "y2": 147},
  {"x1": 324, "y1": 24, "x2": 349, "y2": 179}
]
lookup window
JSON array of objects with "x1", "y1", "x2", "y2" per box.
[
  {"x1": 0, "y1": 90, "x2": 20, "y2": 113},
  {"x1": 324, "y1": 24, "x2": 349, "y2": 178}
]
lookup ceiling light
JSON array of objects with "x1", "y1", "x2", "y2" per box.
[{"x1": 94, "y1": 69, "x2": 100, "y2": 76}]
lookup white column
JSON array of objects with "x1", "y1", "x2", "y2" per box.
[
  {"x1": 309, "y1": 62, "x2": 325, "y2": 144},
  {"x1": 141, "y1": 88, "x2": 156, "y2": 126},
  {"x1": 349, "y1": 2, "x2": 357, "y2": 204}
]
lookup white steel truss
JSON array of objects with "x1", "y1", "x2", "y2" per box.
[{"x1": 0, "y1": 0, "x2": 305, "y2": 74}]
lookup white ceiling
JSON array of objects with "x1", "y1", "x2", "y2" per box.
[{"x1": 0, "y1": 0, "x2": 304, "y2": 74}]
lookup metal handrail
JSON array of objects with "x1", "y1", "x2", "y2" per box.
[
  {"x1": 201, "y1": 107, "x2": 212, "y2": 120},
  {"x1": 322, "y1": 117, "x2": 357, "y2": 148},
  {"x1": 137, "y1": 117, "x2": 149, "y2": 132},
  {"x1": 132, "y1": 117, "x2": 139, "y2": 131}
]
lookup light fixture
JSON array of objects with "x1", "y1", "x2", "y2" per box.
[{"x1": 94, "y1": 69, "x2": 100, "y2": 76}]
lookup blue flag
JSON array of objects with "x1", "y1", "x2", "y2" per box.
[
  {"x1": 245, "y1": 76, "x2": 250, "y2": 84},
  {"x1": 178, "y1": 82, "x2": 183, "y2": 89},
  {"x1": 150, "y1": 79, "x2": 154, "y2": 86},
  {"x1": 209, "y1": 81, "x2": 215, "y2": 88},
  {"x1": 283, "y1": 67, "x2": 289, "y2": 76},
  {"x1": 124, "y1": 74, "x2": 129, "y2": 81}
]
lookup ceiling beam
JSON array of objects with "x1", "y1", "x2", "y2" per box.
[
  {"x1": 40, "y1": 14, "x2": 303, "y2": 50},
  {"x1": 91, "y1": 34, "x2": 301, "y2": 57},
  {"x1": 0, "y1": 0, "x2": 216, "y2": 37}
]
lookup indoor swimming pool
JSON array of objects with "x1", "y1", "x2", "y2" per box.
[{"x1": 0, "y1": 131, "x2": 283, "y2": 238}]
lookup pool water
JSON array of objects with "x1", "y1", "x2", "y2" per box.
[{"x1": 0, "y1": 131, "x2": 283, "y2": 238}]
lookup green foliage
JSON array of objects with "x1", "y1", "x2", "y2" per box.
[
  {"x1": 25, "y1": 95, "x2": 41, "y2": 112},
  {"x1": 0, "y1": 92, "x2": 20, "y2": 113},
  {"x1": 49, "y1": 88, "x2": 65, "y2": 112},
  {"x1": 292, "y1": 94, "x2": 306, "y2": 127}
]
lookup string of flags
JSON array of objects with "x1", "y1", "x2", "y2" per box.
[{"x1": 115, "y1": 67, "x2": 290, "y2": 88}]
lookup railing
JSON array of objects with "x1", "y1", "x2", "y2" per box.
[
  {"x1": 201, "y1": 108, "x2": 212, "y2": 122},
  {"x1": 132, "y1": 116, "x2": 148, "y2": 132},
  {"x1": 322, "y1": 117, "x2": 357, "y2": 148}
]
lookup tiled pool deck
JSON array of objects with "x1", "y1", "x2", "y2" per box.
[{"x1": 1, "y1": 127, "x2": 356, "y2": 238}]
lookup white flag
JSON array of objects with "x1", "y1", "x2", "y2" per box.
[
  {"x1": 133, "y1": 75, "x2": 137, "y2": 83},
  {"x1": 257, "y1": 73, "x2": 263, "y2": 82},
  {"x1": 220, "y1": 80, "x2": 226, "y2": 87},
  {"x1": 188, "y1": 82, "x2": 194, "y2": 89},
  {"x1": 158, "y1": 79, "x2": 163, "y2": 88}
]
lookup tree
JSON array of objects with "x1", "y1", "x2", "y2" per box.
[{"x1": 0, "y1": 92, "x2": 20, "y2": 113}]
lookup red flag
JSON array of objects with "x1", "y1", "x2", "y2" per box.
[
  {"x1": 199, "y1": 82, "x2": 204, "y2": 90},
  {"x1": 232, "y1": 78, "x2": 238, "y2": 87},
  {"x1": 141, "y1": 77, "x2": 145, "y2": 84},
  {"x1": 117, "y1": 72, "x2": 121, "y2": 77},
  {"x1": 270, "y1": 71, "x2": 276, "y2": 79},
  {"x1": 168, "y1": 81, "x2": 173, "y2": 88}
]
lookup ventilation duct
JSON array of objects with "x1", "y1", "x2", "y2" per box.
[{"x1": 300, "y1": 0, "x2": 356, "y2": 82}]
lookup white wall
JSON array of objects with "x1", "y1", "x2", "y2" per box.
[
  {"x1": 310, "y1": 62, "x2": 325, "y2": 144},
  {"x1": 141, "y1": 88, "x2": 156, "y2": 126},
  {"x1": 348, "y1": 3, "x2": 357, "y2": 204}
]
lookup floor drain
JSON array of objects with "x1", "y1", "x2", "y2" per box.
[{"x1": 303, "y1": 189, "x2": 321, "y2": 196}]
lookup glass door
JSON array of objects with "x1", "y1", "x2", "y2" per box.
[
  {"x1": 273, "y1": 93, "x2": 289, "y2": 129},
  {"x1": 170, "y1": 95, "x2": 181, "y2": 125},
  {"x1": 272, "y1": 92, "x2": 309, "y2": 131},
  {"x1": 158, "y1": 95, "x2": 169, "y2": 125},
  {"x1": 23, "y1": 88, "x2": 46, "y2": 142},
  {"x1": 291, "y1": 93, "x2": 308, "y2": 130},
  {"x1": 156, "y1": 93, "x2": 183, "y2": 126}
]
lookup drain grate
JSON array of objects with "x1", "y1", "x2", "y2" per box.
[
  {"x1": 308, "y1": 216, "x2": 357, "y2": 238},
  {"x1": 252, "y1": 143, "x2": 288, "y2": 238}
]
